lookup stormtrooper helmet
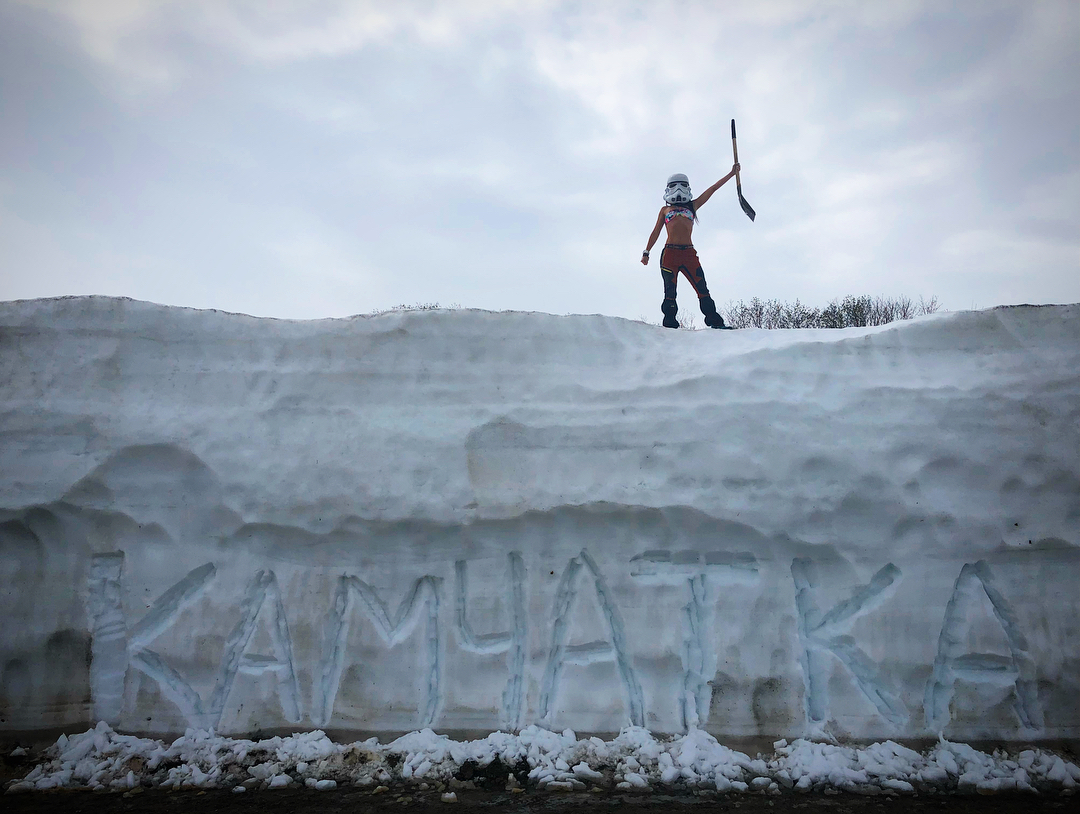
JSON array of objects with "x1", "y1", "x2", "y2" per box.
[{"x1": 663, "y1": 173, "x2": 692, "y2": 204}]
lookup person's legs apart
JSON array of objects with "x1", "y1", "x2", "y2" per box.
[{"x1": 680, "y1": 258, "x2": 725, "y2": 329}]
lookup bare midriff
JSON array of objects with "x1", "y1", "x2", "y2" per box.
[{"x1": 663, "y1": 215, "x2": 693, "y2": 246}]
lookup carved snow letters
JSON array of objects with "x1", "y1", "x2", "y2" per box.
[
  {"x1": 791, "y1": 558, "x2": 908, "y2": 732},
  {"x1": 924, "y1": 560, "x2": 1042, "y2": 732}
]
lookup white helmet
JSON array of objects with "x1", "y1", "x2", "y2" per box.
[{"x1": 664, "y1": 173, "x2": 691, "y2": 204}]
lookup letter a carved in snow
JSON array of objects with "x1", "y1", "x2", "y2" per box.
[
  {"x1": 209, "y1": 570, "x2": 302, "y2": 726},
  {"x1": 791, "y1": 558, "x2": 907, "y2": 732},
  {"x1": 540, "y1": 550, "x2": 644, "y2": 728},
  {"x1": 924, "y1": 560, "x2": 1042, "y2": 732}
]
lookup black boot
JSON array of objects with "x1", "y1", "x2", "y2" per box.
[
  {"x1": 661, "y1": 298, "x2": 679, "y2": 329},
  {"x1": 700, "y1": 296, "x2": 726, "y2": 329}
]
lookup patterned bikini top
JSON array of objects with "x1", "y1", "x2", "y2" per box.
[{"x1": 665, "y1": 207, "x2": 694, "y2": 223}]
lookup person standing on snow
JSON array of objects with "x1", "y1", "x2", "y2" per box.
[{"x1": 641, "y1": 165, "x2": 739, "y2": 329}]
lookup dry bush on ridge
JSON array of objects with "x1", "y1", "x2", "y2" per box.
[
  {"x1": 677, "y1": 312, "x2": 699, "y2": 330},
  {"x1": 367, "y1": 302, "x2": 462, "y2": 315},
  {"x1": 722, "y1": 295, "x2": 940, "y2": 329}
]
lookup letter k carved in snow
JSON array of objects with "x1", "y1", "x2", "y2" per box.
[
  {"x1": 790, "y1": 558, "x2": 908, "y2": 735},
  {"x1": 88, "y1": 553, "x2": 302, "y2": 730}
]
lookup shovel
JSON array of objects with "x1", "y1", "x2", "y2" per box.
[{"x1": 731, "y1": 119, "x2": 756, "y2": 221}]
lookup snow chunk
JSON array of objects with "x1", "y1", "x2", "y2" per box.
[{"x1": 10, "y1": 722, "x2": 1080, "y2": 798}]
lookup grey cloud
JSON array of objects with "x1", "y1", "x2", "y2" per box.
[{"x1": 1, "y1": 0, "x2": 1077, "y2": 321}]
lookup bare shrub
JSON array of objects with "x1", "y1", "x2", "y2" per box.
[
  {"x1": 368, "y1": 302, "x2": 461, "y2": 316},
  {"x1": 721, "y1": 296, "x2": 941, "y2": 329},
  {"x1": 678, "y1": 311, "x2": 699, "y2": 330},
  {"x1": 817, "y1": 300, "x2": 845, "y2": 329},
  {"x1": 782, "y1": 299, "x2": 818, "y2": 329},
  {"x1": 840, "y1": 295, "x2": 872, "y2": 327}
]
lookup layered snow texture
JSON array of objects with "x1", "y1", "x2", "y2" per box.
[
  {"x1": 0, "y1": 297, "x2": 1078, "y2": 742},
  {"x1": 8, "y1": 721, "x2": 1080, "y2": 796}
]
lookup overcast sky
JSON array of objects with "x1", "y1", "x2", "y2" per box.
[{"x1": 1, "y1": 0, "x2": 1077, "y2": 322}]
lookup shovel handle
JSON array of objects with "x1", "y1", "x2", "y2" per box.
[
  {"x1": 731, "y1": 119, "x2": 742, "y2": 185},
  {"x1": 730, "y1": 119, "x2": 756, "y2": 221}
]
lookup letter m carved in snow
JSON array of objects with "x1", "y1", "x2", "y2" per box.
[
  {"x1": 314, "y1": 575, "x2": 442, "y2": 729},
  {"x1": 790, "y1": 558, "x2": 907, "y2": 732}
]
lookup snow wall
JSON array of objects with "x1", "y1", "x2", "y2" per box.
[{"x1": 1, "y1": 296, "x2": 1077, "y2": 745}]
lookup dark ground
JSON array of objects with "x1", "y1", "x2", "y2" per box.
[
  {"x1": 3, "y1": 786, "x2": 1078, "y2": 813},
  {"x1": 5, "y1": 747, "x2": 1078, "y2": 813}
]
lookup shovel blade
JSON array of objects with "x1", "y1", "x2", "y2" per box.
[{"x1": 738, "y1": 188, "x2": 756, "y2": 222}]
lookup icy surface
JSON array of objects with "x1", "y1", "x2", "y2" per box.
[
  {"x1": 6, "y1": 721, "x2": 1079, "y2": 795},
  {"x1": 0, "y1": 297, "x2": 1077, "y2": 741}
]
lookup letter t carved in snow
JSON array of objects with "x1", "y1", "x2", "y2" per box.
[
  {"x1": 790, "y1": 558, "x2": 907, "y2": 733},
  {"x1": 630, "y1": 549, "x2": 759, "y2": 731}
]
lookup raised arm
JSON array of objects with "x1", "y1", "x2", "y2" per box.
[
  {"x1": 692, "y1": 163, "x2": 740, "y2": 210},
  {"x1": 641, "y1": 208, "x2": 666, "y2": 265}
]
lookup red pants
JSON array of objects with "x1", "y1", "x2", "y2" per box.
[{"x1": 658, "y1": 244, "x2": 722, "y2": 328}]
